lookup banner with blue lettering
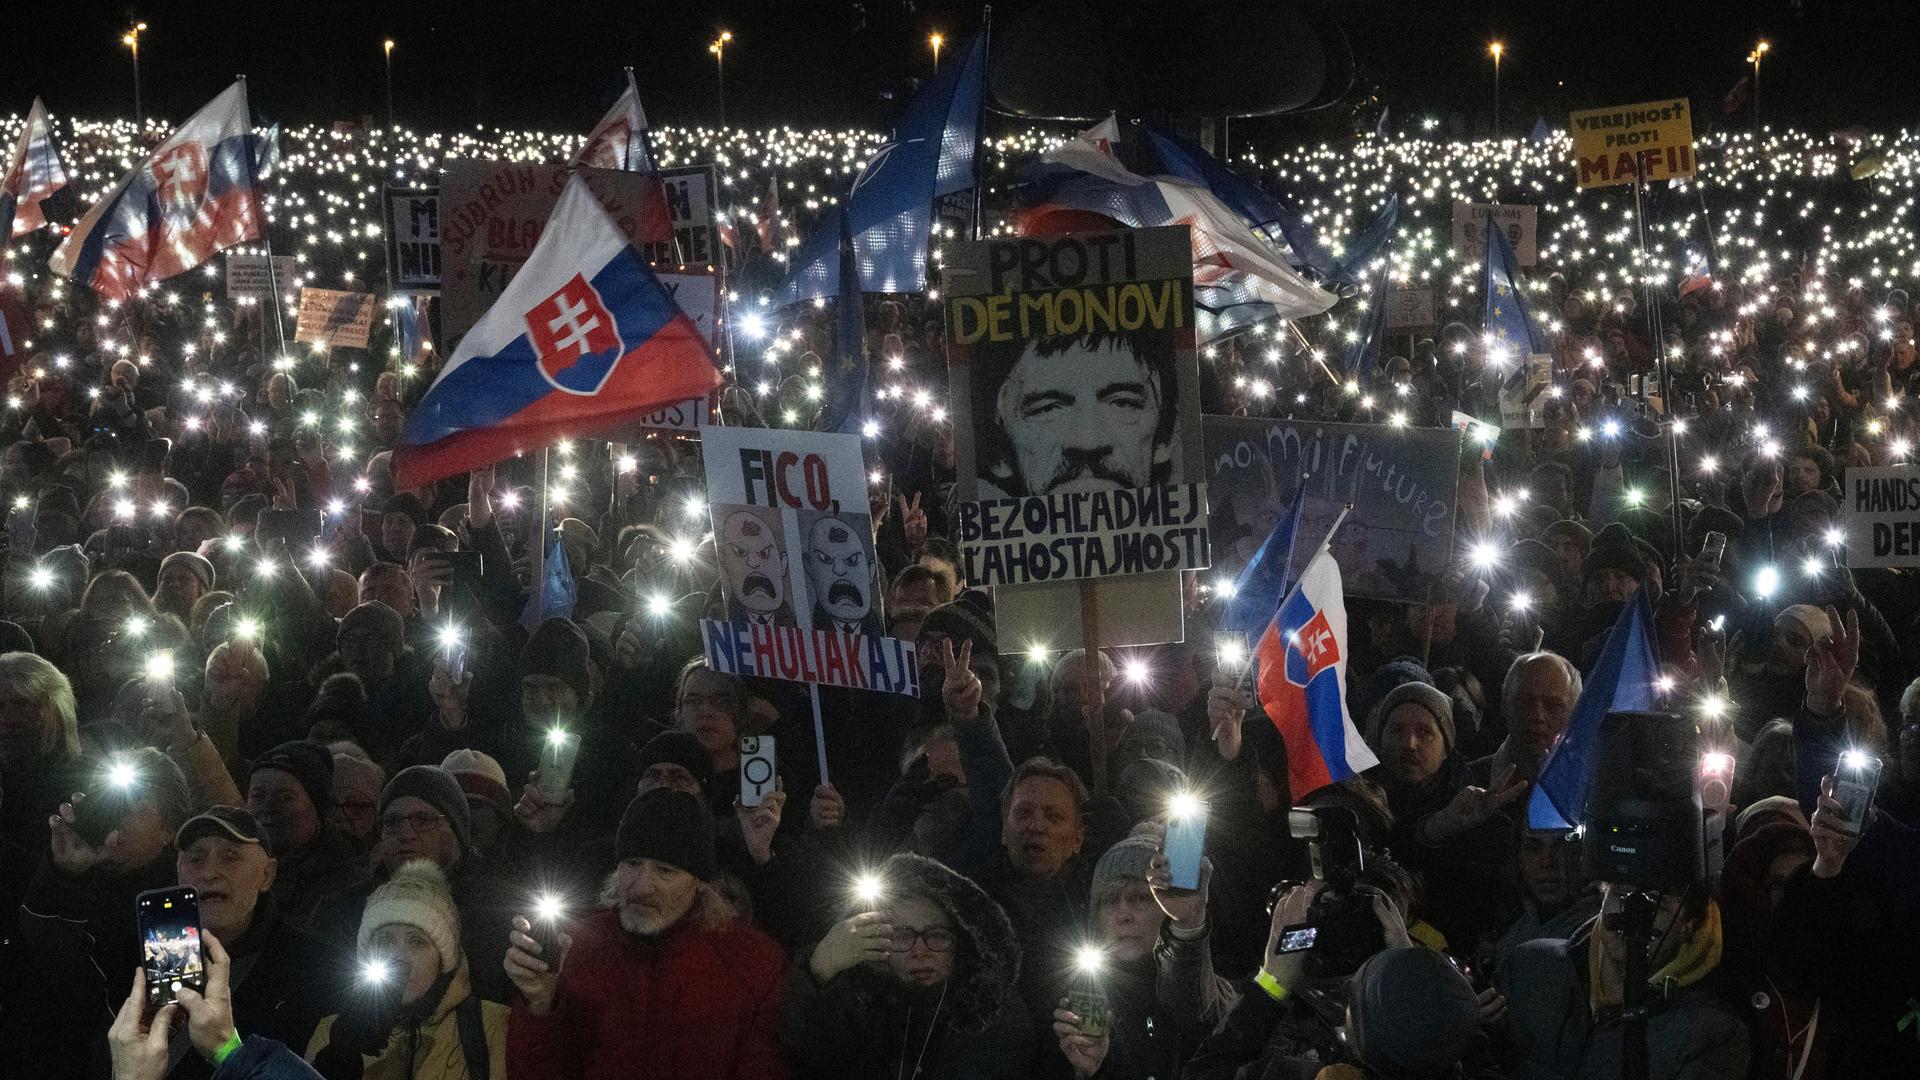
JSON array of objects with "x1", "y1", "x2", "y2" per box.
[
  {"x1": 1203, "y1": 417, "x2": 1463, "y2": 604},
  {"x1": 699, "y1": 426, "x2": 919, "y2": 695}
]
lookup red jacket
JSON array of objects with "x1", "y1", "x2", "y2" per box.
[{"x1": 507, "y1": 906, "x2": 791, "y2": 1080}]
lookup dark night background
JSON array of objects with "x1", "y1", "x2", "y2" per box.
[{"x1": 5, "y1": 1, "x2": 1917, "y2": 140}]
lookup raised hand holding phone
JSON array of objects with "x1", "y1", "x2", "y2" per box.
[{"x1": 505, "y1": 914, "x2": 574, "y2": 1016}]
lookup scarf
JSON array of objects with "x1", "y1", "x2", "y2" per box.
[{"x1": 1588, "y1": 900, "x2": 1723, "y2": 1019}]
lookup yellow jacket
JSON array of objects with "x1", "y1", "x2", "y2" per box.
[{"x1": 307, "y1": 959, "x2": 508, "y2": 1080}]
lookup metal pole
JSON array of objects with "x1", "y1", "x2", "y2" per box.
[
  {"x1": 132, "y1": 40, "x2": 143, "y2": 131},
  {"x1": 532, "y1": 447, "x2": 549, "y2": 614},
  {"x1": 385, "y1": 54, "x2": 395, "y2": 132},
  {"x1": 1752, "y1": 57, "x2": 1761, "y2": 139},
  {"x1": 1632, "y1": 170, "x2": 1684, "y2": 555},
  {"x1": 717, "y1": 53, "x2": 726, "y2": 127},
  {"x1": 1492, "y1": 55, "x2": 1500, "y2": 137}
]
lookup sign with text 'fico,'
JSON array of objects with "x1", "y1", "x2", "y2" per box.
[{"x1": 1844, "y1": 464, "x2": 1920, "y2": 568}]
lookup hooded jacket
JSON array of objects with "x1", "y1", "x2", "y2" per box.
[
  {"x1": 306, "y1": 958, "x2": 507, "y2": 1080},
  {"x1": 781, "y1": 853, "x2": 1033, "y2": 1080}
]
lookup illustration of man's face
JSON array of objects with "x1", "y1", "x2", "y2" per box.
[
  {"x1": 805, "y1": 517, "x2": 871, "y2": 624},
  {"x1": 995, "y1": 336, "x2": 1165, "y2": 495},
  {"x1": 720, "y1": 510, "x2": 786, "y2": 614}
]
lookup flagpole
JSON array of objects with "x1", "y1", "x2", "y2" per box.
[
  {"x1": 237, "y1": 76, "x2": 291, "y2": 361},
  {"x1": 1236, "y1": 501, "x2": 1353, "y2": 698},
  {"x1": 1631, "y1": 167, "x2": 1684, "y2": 555},
  {"x1": 810, "y1": 685, "x2": 830, "y2": 787},
  {"x1": 1078, "y1": 581, "x2": 1108, "y2": 797},
  {"x1": 969, "y1": 7, "x2": 991, "y2": 243},
  {"x1": 623, "y1": 67, "x2": 637, "y2": 173},
  {"x1": 531, "y1": 446, "x2": 549, "y2": 617}
]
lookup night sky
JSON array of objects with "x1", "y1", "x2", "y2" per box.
[{"x1": 5, "y1": 1, "x2": 1917, "y2": 138}]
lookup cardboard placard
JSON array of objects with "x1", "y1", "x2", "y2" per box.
[
  {"x1": 699, "y1": 426, "x2": 918, "y2": 694},
  {"x1": 1383, "y1": 285, "x2": 1436, "y2": 331},
  {"x1": 383, "y1": 186, "x2": 441, "y2": 292},
  {"x1": 293, "y1": 288, "x2": 376, "y2": 349},
  {"x1": 1569, "y1": 98, "x2": 1696, "y2": 189},
  {"x1": 1203, "y1": 416, "x2": 1463, "y2": 603},
  {"x1": 225, "y1": 254, "x2": 298, "y2": 300},
  {"x1": 1452, "y1": 202, "x2": 1538, "y2": 266},
  {"x1": 644, "y1": 164, "x2": 722, "y2": 269}
]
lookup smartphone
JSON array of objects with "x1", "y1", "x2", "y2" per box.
[
  {"x1": 445, "y1": 637, "x2": 469, "y2": 684},
  {"x1": 424, "y1": 550, "x2": 484, "y2": 591},
  {"x1": 526, "y1": 895, "x2": 566, "y2": 958},
  {"x1": 73, "y1": 785, "x2": 135, "y2": 849},
  {"x1": 1698, "y1": 531, "x2": 1727, "y2": 575},
  {"x1": 1276, "y1": 925, "x2": 1318, "y2": 954},
  {"x1": 256, "y1": 508, "x2": 323, "y2": 548},
  {"x1": 534, "y1": 728, "x2": 581, "y2": 801},
  {"x1": 1066, "y1": 986, "x2": 1109, "y2": 1038},
  {"x1": 739, "y1": 735, "x2": 776, "y2": 808},
  {"x1": 1833, "y1": 753, "x2": 1882, "y2": 835},
  {"x1": 1163, "y1": 800, "x2": 1208, "y2": 890},
  {"x1": 137, "y1": 886, "x2": 206, "y2": 1008},
  {"x1": 5, "y1": 505, "x2": 35, "y2": 549}
]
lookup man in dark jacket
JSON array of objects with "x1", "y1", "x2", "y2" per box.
[
  {"x1": 166, "y1": 806, "x2": 332, "y2": 1079},
  {"x1": 243, "y1": 741, "x2": 366, "y2": 927},
  {"x1": 782, "y1": 852, "x2": 1033, "y2": 1079}
]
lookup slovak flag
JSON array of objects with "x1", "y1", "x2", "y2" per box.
[
  {"x1": 50, "y1": 81, "x2": 261, "y2": 301},
  {"x1": 572, "y1": 72, "x2": 655, "y2": 173},
  {"x1": 1255, "y1": 546, "x2": 1380, "y2": 800},
  {"x1": 392, "y1": 175, "x2": 722, "y2": 490},
  {"x1": 1, "y1": 97, "x2": 68, "y2": 238}
]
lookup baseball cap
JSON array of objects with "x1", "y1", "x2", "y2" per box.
[{"x1": 176, "y1": 804, "x2": 270, "y2": 854}]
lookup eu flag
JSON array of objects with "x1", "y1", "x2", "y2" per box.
[
  {"x1": 1527, "y1": 590, "x2": 1659, "y2": 830},
  {"x1": 817, "y1": 208, "x2": 869, "y2": 436},
  {"x1": 1219, "y1": 482, "x2": 1306, "y2": 638},
  {"x1": 521, "y1": 532, "x2": 577, "y2": 631},
  {"x1": 1342, "y1": 244, "x2": 1394, "y2": 385},
  {"x1": 1484, "y1": 220, "x2": 1546, "y2": 383}
]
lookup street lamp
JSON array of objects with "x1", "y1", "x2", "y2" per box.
[
  {"x1": 122, "y1": 22, "x2": 148, "y2": 132},
  {"x1": 929, "y1": 32, "x2": 944, "y2": 75},
  {"x1": 1488, "y1": 40, "x2": 1504, "y2": 137},
  {"x1": 709, "y1": 30, "x2": 734, "y2": 126},
  {"x1": 382, "y1": 39, "x2": 396, "y2": 132},
  {"x1": 1747, "y1": 39, "x2": 1771, "y2": 139}
]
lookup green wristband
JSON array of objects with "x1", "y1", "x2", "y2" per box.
[{"x1": 212, "y1": 1030, "x2": 243, "y2": 1065}]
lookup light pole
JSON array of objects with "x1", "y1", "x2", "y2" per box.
[
  {"x1": 122, "y1": 22, "x2": 148, "y2": 131},
  {"x1": 1488, "y1": 40, "x2": 1504, "y2": 137},
  {"x1": 1748, "y1": 39, "x2": 1770, "y2": 139},
  {"x1": 930, "y1": 32, "x2": 944, "y2": 75},
  {"x1": 709, "y1": 31, "x2": 733, "y2": 126},
  {"x1": 383, "y1": 39, "x2": 396, "y2": 132}
]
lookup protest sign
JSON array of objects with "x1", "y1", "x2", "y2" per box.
[
  {"x1": 659, "y1": 271, "x2": 722, "y2": 350},
  {"x1": 1383, "y1": 285, "x2": 1436, "y2": 331},
  {"x1": 1498, "y1": 356, "x2": 1555, "y2": 429},
  {"x1": 1569, "y1": 98, "x2": 1696, "y2": 189},
  {"x1": 382, "y1": 186, "x2": 440, "y2": 292},
  {"x1": 1843, "y1": 464, "x2": 1920, "y2": 568},
  {"x1": 943, "y1": 225, "x2": 1210, "y2": 588},
  {"x1": 1204, "y1": 416, "x2": 1463, "y2": 603},
  {"x1": 645, "y1": 164, "x2": 722, "y2": 268},
  {"x1": 632, "y1": 397, "x2": 711, "y2": 433},
  {"x1": 224, "y1": 254, "x2": 298, "y2": 300},
  {"x1": 293, "y1": 288, "x2": 376, "y2": 349},
  {"x1": 1452, "y1": 202, "x2": 1537, "y2": 265},
  {"x1": 438, "y1": 159, "x2": 666, "y2": 344},
  {"x1": 699, "y1": 425, "x2": 918, "y2": 695}
]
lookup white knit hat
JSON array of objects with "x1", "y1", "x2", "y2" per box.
[{"x1": 358, "y1": 859, "x2": 460, "y2": 974}]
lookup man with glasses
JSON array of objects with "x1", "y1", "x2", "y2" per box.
[
  {"x1": 307, "y1": 765, "x2": 518, "y2": 1002},
  {"x1": 245, "y1": 740, "x2": 366, "y2": 927}
]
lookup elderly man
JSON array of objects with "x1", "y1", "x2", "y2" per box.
[
  {"x1": 504, "y1": 788, "x2": 790, "y2": 1079},
  {"x1": 0, "y1": 651, "x2": 85, "y2": 851},
  {"x1": 167, "y1": 805, "x2": 332, "y2": 1080},
  {"x1": 245, "y1": 740, "x2": 366, "y2": 927},
  {"x1": 1474, "y1": 650, "x2": 1582, "y2": 788}
]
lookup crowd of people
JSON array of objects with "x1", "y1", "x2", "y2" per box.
[{"x1": 0, "y1": 103, "x2": 1913, "y2": 1080}]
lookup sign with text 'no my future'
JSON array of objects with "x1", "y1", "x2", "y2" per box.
[
  {"x1": 1844, "y1": 464, "x2": 1920, "y2": 568},
  {"x1": 1569, "y1": 98, "x2": 1696, "y2": 189}
]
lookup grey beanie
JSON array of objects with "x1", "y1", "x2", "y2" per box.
[
  {"x1": 1090, "y1": 826, "x2": 1162, "y2": 908},
  {"x1": 1366, "y1": 680, "x2": 1457, "y2": 757}
]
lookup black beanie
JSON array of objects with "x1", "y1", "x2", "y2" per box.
[
  {"x1": 381, "y1": 765, "x2": 476, "y2": 857},
  {"x1": 1347, "y1": 947, "x2": 1481, "y2": 1078},
  {"x1": 521, "y1": 618, "x2": 593, "y2": 702},
  {"x1": 638, "y1": 731, "x2": 715, "y2": 786},
  {"x1": 615, "y1": 788, "x2": 717, "y2": 881},
  {"x1": 1583, "y1": 522, "x2": 1647, "y2": 583},
  {"x1": 249, "y1": 740, "x2": 335, "y2": 817},
  {"x1": 921, "y1": 589, "x2": 996, "y2": 661}
]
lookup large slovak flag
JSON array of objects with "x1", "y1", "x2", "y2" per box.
[
  {"x1": 50, "y1": 81, "x2": 261, "y2": 301},
  {"x1": 393, "y1": 175, "x2": 723, "y2": 490},
  {"x1": 1255, "y1": 546, "x2": 1380, "y2": 800},
  {"x1": 1, "y1": 97, "x2": 68, "y2": 239}
]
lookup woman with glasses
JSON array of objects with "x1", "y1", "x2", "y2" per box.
[{"x1": 781, "y1": 852, "x2": 1035, "y2": 1079}]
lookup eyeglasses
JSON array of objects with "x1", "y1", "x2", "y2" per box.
[
  {"x1": 378, "y1": 810, "x2": 446, "y2": 836},
  {"x1": 887, "y1": 926, "x2": 956, "y2": 953}
]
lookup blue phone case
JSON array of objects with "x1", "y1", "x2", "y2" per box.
[{"x1": 1164, "y1": 803, "x2": 1207, "y2": 890}]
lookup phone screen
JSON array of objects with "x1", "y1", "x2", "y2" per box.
[
  {"x1": 1164, "y1": 802, "x2": 1208, "y2": 890},
  {"x1": 1834, "y1": 756, "x2": 1882, "y2": 834},
  {"x1": 535, "y1": 730, "x2": 581, "y2": 801},
  {"x1": 138, "y1": 887, "x2": 205, "y2": 1007},
  {"x1": 1278, "y1": 926, "x2": 1318, "y2": 953}
]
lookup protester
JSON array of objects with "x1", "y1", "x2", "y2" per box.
[{"x1": 245, "y1": 741, "x2": 368, "y2": 926}]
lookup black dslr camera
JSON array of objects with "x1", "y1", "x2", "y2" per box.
[{"x1": 1278, "y1": 805, "x2": 1385, "y2": 978}]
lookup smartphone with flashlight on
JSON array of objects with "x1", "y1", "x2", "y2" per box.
[
  {"x1": 359, "y1": 954, "x2": 406, "y2": 1017},
  {"x1": 534, "y1": 728, "x2": 580, "y2": 802},
  {"x1": 1163, "y1": 797, "x2": 1208, "y2": 891},
  {"x1": 136, "y1": 886, "x2": 206, "y2": 1009},
  {"x1": 739, "y1": 736, "x2": 776, "y2": 808},
  {"x1": 1066, "y1": 981, "x2": 1110, "y2": 1038},
  {"x1": 525, "y1": 893, "x2": 567, "y2": 958},
  {"x1": 1832, "y1": 751, "x2": 1883, "y2": 836}
]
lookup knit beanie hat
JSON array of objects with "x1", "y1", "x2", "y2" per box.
[
  {"x1": 1347, "y1": 947, "x2": 1482, "y2": 1078},
  {"x1": 1583, "y1": 522, "x2": 1648, "y2": 583},
  {"x1": 1366, "y1": 681, "x2": 1457, "y2": 757},
  {"x1": 921, "y1": 590, "x2": 996, "y2": 661},
  {"x1": 1116, "y1": 709, "x2": 1186, "y2": 766},
  {"x1": 160, "y1": 550, "x2": 216, "y2": 592},
  {"x1": 249, "y1": 740, "x2": 335, "y2": 818},
  {"x1": 637, "y1": 731, "x2": 715, "y2": 786},
  {"x1": 338, "y1": 601, "x2": 405, "y2": 650},
  {"x1": 521, "y1": 618, "x2": 593, "y2": 702},
  {"x1": 1774, "y1": 604, "x2": 1833, "y2": 645},
  {"x1": 381, "y1": 766, "x2": 476, "y2": 857},
  {"x1": 1350, "y1": 656, "x2": 1433, "y2": 733},
  {"x1": 440, "y1": 749, "x2": 513, "y2": 817},
  {"x1": 615, "y1": 788, "x2": 718, "y2": 881},
  {"x1": 1090, "y1": 826, "x2": 1161, "y2": 908},
  {"x1": 358, "y1": 859, "x2": 460, "y2": 974}
]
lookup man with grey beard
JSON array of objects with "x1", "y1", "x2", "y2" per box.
[{"x1": 501, "y1": 788, "x2": 791, "y2": 1079}]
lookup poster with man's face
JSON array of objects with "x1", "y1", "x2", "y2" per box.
[
  {"x1": 943, "y1": 226, "x2": 1209, "y2": 597},
  {"x1": 699, "y1": 426, "x2": 918, "y2": 695}
]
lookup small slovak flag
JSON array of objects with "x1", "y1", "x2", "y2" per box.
[{"x1": 1255, "y1": 546, "x2": 1380, "y2": 800}]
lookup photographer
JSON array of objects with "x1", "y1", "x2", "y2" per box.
[{"x1": 109, "y1": 929, "x2": 328, "y2": 1080}]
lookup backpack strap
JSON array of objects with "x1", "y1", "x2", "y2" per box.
[{"x1": 455, "y1": 995, "x2": 491, "y2": 1080}]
